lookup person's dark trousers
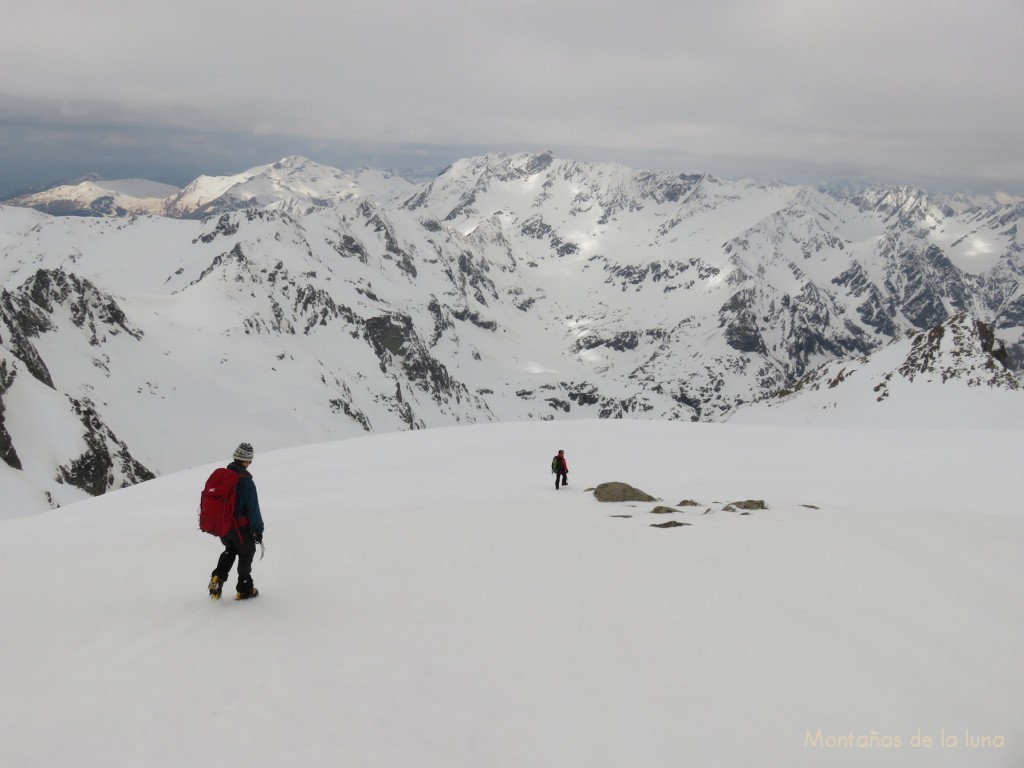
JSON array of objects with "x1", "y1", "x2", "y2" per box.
[
  {"x1": 555, "y1": 472, "x2": 568, "y2": 489},
  {"x1": 212, "y1": 529, "x2": 257, "y2": 594}
]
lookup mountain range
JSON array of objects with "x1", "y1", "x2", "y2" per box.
[{"x1": 2, "y1": 152, "x2": 1023, "y2": 513}]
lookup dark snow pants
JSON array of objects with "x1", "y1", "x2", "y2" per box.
[
  {"x1": 555, "y1": 472, "x2": 568, "y2": 489},
  {"x1": 212, "y1": 528, "x2": 257, "y2": 593}
]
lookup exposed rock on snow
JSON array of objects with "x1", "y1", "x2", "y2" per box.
[
  {"x1": 592, "y1": 482, "x2": 657, "y2": 502},
  {"x1": 725, "y1": 499, "x2": 768, "y2": 511}
]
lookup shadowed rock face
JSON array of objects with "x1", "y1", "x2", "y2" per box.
[
  {"x1": 0, "y1": 361, "x2": 22, "y2": 470},
  {"x1": 591, "y1": 482, "x2": 657, "y2": 502},
  {"x1": 55, "y1": 397, "x2": 155, "y2": 496}
]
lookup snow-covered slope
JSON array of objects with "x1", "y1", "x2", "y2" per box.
[
  {"x1": 732, "y1": 313, "x2": 1023, "y2": 428},
  {"x1": 1, "y1": 420, "x2": 1020, "y2": 767}
]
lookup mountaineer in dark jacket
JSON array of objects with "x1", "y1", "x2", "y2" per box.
[
  {"x1": 208, "y1": 442, "x2": 265, "y2": 600},
  {"x1": 552, "y1": 449, "x2": 569, "y2": 490}
]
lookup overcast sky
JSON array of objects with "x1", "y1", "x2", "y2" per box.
[{"x1": 2, "y1": 0, "x2": 1022, "y2": 197}]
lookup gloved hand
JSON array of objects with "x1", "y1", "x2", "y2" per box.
[{"x1": 253, "y1": 531, "x2": 263, "y2": 544}]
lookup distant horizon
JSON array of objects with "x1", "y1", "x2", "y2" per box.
[{"x1": 6, "y1": 1, "x2": 1022, "y2": 205}]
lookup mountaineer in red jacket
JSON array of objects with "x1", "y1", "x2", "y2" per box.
[
  {"x1": 207, "y1": 442, "x2": 265, "y2": 600},
  {"x1": 551, "y1": 449, "x2": 569, "y2": 490}
]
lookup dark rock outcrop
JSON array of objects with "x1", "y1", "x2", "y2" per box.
[{"x1": 592, "y1": 482, "x2": 657, "y2": 502}]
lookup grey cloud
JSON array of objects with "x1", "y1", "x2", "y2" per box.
[{"x1": 2, "y1": 0, "x2": 1022, "y2": 194}]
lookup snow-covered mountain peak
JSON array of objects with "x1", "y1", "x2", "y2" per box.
[
  {"x1": 269, "y1": 154, "x2": 316, "y2": 171},
  {"x1": 162, "y1": 156, "x2": 414, "y2": 219},
  {"x1": 851, "y1": 185, "x2": 937, "y2": 225},
  {"x1": 3, "y1": 178, "x2": 180, "y2": 217},
  {"x1": 995, "y1": 191, "x2": 1024, "y2": 205}
]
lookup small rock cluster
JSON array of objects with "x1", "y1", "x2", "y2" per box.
[{"x1": 585, "y1": 481, "x2": 818, "y2": 530}]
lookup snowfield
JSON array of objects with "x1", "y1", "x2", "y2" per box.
[{"x1": 1, "y1": 418, "x2": 1021, "y2": 767}]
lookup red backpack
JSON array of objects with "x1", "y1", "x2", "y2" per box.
[{"x1": 198, "y1": 467, "x2": 245, "y2": 536}]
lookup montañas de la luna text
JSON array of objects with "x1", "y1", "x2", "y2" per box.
[{"x1": 804, "y1": 729, "x2": 1004, "y2": 750}]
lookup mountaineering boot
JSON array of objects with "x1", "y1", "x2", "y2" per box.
[
  {"x1": 236, "y1": 587, "x2": 259, "y2": 601},
  {"x1": 208, "y1": 574, "x2": 224, "y2": 600}
]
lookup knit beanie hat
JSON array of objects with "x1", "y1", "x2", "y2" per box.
[{"x1": 233, "y1": 442, "x2": 254, "y2": 462}]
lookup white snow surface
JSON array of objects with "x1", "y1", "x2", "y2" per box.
[{"x1": 1, "y1": 418, "x2": 1021, "y2": 767}]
